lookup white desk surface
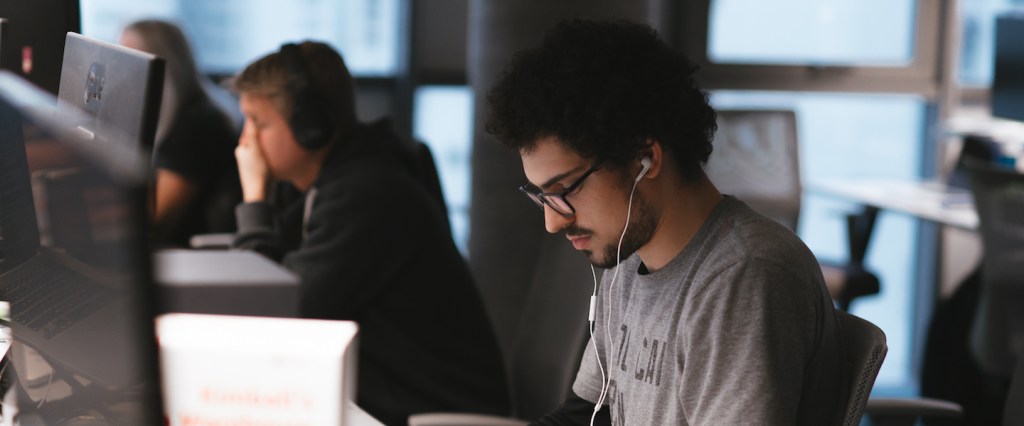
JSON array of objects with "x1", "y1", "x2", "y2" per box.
[
  {"x1": 809, "y1": 177, "x2": 979, "y2": 231},
  {"x1": 347, "y1": 400, "x2": 385, "y2": 426},
  {"x1": 945, "y1": 111, "x2": 1024, "y2": 144}
]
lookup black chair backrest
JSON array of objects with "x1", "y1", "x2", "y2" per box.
[
  {"x1": 508, "y1": 235, "x2": 592, "y2": 419},
  {"x1": 706, "y1": 109, "x2": 801, "y2": 231},
  {"x1": 837, "y1": 310, "x2": 888, "y2": 426}
]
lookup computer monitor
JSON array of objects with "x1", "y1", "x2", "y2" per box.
[
  {"x1": 0, "y1": 70, "x2": 163, "y2": 425},
  {"x1": 57, "y1": 32, "x2": 164, "y2": 152},
  {"x1": 0, "y1": 17, "x2": 7, "y2": 60},
  {"x1": 992, "y1": 12, "x2": 1024, "y2": 123},
  {"x1": 0, "y1": 0, "x2": 80, "y2": 95}
]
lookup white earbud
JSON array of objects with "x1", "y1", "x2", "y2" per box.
[{"x1": 635, "y1": 156, "x2": 652, "y2": 182}]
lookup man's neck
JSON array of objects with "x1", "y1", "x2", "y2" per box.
[
  {"x1": 290, "y1": 146, "x2": 332, "y2": 192},
  {"x1": 636, "y1": 174, "x2": 723, "y2": 272}
]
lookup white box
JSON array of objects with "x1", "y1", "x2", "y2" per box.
[{"x1": 157, "y1": 314, "x2": 358, "y2": 425}]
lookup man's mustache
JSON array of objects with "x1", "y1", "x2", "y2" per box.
[{"x1": 565, "y1": 225, "x2": 592, "y2": 238}]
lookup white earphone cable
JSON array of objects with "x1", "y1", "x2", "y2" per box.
[
  {"x1": 587, "y1": 264, "x2": 606, "y2": 426},
  {"x1": 590, "y1": 176, "x2": 641, "y2": 425}
]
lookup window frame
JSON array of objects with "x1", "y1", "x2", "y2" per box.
[{"x1": 679, "y1": 0, "x2": 950, "y2": 99}]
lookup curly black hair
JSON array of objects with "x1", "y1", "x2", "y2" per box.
[{"x1": 486, "y1": 19, "x2": 716, "y2": 181}]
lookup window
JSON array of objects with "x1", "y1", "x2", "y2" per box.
[
  {"x1": 413, "y1": 85, "x2": 474, "y2": 256},
  {"x1": 708, "y1": 0, "x2": 915, "y2": 66},
  {"x1": 683, "y1": 0, "x2": 945, "y2": 96},
  {"x1": 80, "y1": 0, "x2": 400, "y2": 76}
]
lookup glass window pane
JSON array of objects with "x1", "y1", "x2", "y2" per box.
[
  {"x1": 711, "y1": 91, "x2": 927, "y2": 392},
  {"x1": 413, "y1": 86, "x2": 474, "y2": 256},
  {"x1": 708, "y1": 0, "x2": 917, "y2": 66},
  {"x1": 80, "y1": 0, "x2": 399, "y2": 76},
  {"x1": 958, "y1": 1, "x2": 1024, "y2": 87}
]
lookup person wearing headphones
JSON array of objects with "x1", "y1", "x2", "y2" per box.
[
  {"x1": 230, "y1": 41, "x2": 509, "y2": 425},
  {"x1": 486, "y1": 20, "x2": 844, "y2": 425}
]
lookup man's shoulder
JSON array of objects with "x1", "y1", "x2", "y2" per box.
[
  {"x1": 686, "y1": 200, "x2": 824, "y2": 295},
  {"x1": 318, "y1": 157, "x2": 424, "y2": 201},
  {"x1": 709, "y1": 199, "x2": 814, "y2": 264},
  {"x1": 313, "y1": 156, "x2": 447, "y2": 229}
]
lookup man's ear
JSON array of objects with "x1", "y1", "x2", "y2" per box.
[{"x1": 637, "y1": 139, "x2": 664, "y2": 180}]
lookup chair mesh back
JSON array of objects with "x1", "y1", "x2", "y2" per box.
[
  {"x1": 509, "y1": 235, "x2": 593, "y2": 419},
  {"x1": 837, "y1": 310, "x2": 888, "y2": 426},
  {"x1": 705, "y1": 109, "x2": 801, "y2": 230},
  {"x1": 965, "y1": 159, "x2": 1024, "y2": 376}
]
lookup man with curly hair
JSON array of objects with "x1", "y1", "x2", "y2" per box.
[{"x1": 486, "y1": 19, "x2": 844, "y2": 425}]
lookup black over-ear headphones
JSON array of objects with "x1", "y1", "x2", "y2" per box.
[{"x1": 279, "y1": 43, "x2": 334, "y2": 151}]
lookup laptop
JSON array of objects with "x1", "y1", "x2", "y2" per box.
[
  {"x1": 0, "y1": 17, "x2": 6, "y2": 64},
  {"x1": 0, "y1": 70, "x2": 162, "y2": 423},
  {"x1": 57, "y1": 32, "x2": 163, "y2": 152}
]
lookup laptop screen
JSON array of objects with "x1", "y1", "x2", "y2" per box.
[
  {"x1": 0, "y1": 70, "x2": 163, "y2": 424},
  {"x1": 993, "y1": 13, "x2": 1024, "y2": 123},
  {"x1": 57, "y1": 32, "x2": 164, "y2": 152},
  {"x1": 0, "y1": 77, "x2": 40, "y2": 272}
]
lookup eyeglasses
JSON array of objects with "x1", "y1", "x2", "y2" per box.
[{"x1": 519, "y1": 162, "x2": 603, "y2": 217}]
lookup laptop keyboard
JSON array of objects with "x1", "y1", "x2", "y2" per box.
[{"x1": 3, "y1": 260, "x2": 109, "y2": 339}]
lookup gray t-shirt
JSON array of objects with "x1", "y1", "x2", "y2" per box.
[{"x1": 573, "y1": 196, "x2": 844, "y2": 425}]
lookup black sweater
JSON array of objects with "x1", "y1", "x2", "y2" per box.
[
  {"x1": 233, "y1": 119, "x2": 509, "y2": 425},
  {"x1": 153, "y1": 94, "x2": 240, "y2": 247}
]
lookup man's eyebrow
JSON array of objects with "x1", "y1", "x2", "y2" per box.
[{"x1": 536, "y1": 164, "x2": 587, "y2": 190}]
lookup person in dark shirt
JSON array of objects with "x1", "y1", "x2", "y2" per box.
[
  {"x1": 119, "y1": 20, "x2": 241, "y2": 247},
  {"x1": 229, "y1": 40, "x2": 509, "y2": 425}
]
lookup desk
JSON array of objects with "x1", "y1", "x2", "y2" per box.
[
  {"x1": 810, "y1": 176, "x2": 980, "y2": 389},
  {"x1": 810, "y1": 176, "x2": 980, "y2": 300},
  {"x1": 810, "y1": 178, "x2": 978, "y2": 231},
  {"x1": 808, "y1": 177, "x2": 978, "y2": 294},
  {"x1": 348, "y1": 400, "x2": 386, "y2": 426}
]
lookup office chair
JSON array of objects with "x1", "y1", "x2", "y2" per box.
[
  {"x1": 705, "y1": 109, "x2": 802, "y2": 230},
  {"x1": 964, "y1": 158, "x2": 1024, "y2": 425},
  {"x1": 705, "y1": 109, "x2": 880, "y2": 311},
  {"x1": 837, "y1": 310, "x2": 888, "y2": 425},
  {"x1": 408, "y1": 234, "x2": 593, "y2": 426},
  {"x1": 837, "y1": 310, "x2": 963, "y2": 426}
]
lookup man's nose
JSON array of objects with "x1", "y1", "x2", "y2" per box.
[{"x1": 544, "y1": 205, "x2": 572, "y2": 234}]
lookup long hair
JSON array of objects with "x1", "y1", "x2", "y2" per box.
[
  {"x1": 121, "y1": 19, "x2": 218, "y2": 143},
  {"x1": 122, "y1": 19, "x2": 204, "y2": 104}
]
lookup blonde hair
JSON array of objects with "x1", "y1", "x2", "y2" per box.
[{"x1": 231, "y1": 41, "x2": 358, "y2": 138}]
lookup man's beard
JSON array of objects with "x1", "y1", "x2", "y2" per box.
[{"x1": 578, "y1": 192, "x2": 657, "y2": 269}]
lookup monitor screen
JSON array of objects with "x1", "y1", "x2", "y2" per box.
[
  {"x1": 0, "y1": 0, "x2": 80, "y2": 95},
  {"x1": 0, "y1": 17, "x2": 6, "y2": 60},
  {"x1": 0, "y1": 70, "x2": 163, "y2": 425},
  {"x1": 57, "y1": 32, "x2": 164, "y2": 152},
  {"x1": 992, "y1": 13, "x2": 1024, "y2": 123}
]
